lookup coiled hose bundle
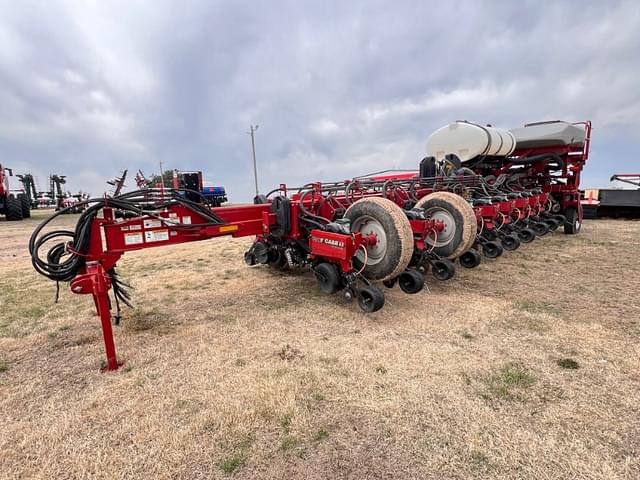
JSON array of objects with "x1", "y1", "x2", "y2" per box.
[{"x1": 29, "y1": 189, "x2": 224, "y2": 317}]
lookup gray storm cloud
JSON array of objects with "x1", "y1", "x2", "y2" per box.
[{"x1": 1, "y1": 0, "x2": 639, "y2": 199}]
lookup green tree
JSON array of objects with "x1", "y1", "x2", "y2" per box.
[{"x1": 146, "y1": 170, "x2": 175, "y2": 188}]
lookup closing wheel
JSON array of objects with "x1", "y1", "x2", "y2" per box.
[
  {"x1": 517, "y1": 228, "x2": 536, "y2": 243},
  {"x1": 414, "y1": 192, "x2": 477, "y2": 259},
  {"x1": 314, "y1": 263, "x2": 340, "y2": 294},
  {"x1": 243, "y1": 251, "x2": 256, "y2": 266},
  {"x1": 552, "y1": 214, "x2": 567, "y2": 225},
  {"x1": 531, "y1": 221, "x2": 549, "y2": 236},
  {"x1": 544, "y1": 218, "x2": 559, "y2": 231},
  {"x1": 432, "y1": 258, "x2": 456, "y2": 281},
  {"x1": 357, "y1": 285, "x2": 385, "y2": 313},
  {"x1": 398, "y1": 270, "x2": 424, "y2": 294},
  {"x1": 459, "y1": 249, "x2": 482, "y2": 269},
  {"x1": 252, "y1": 242, "x2": 270, "y2": 264},
  {"x1": 345, "y1": 197, "x2": 414, "y2": 281},
  {"x1": 501, "y1": 234, "x2": 520, "y2": 251},
  {"x1": 268, "y1": 249, "x2": 288, "y2": 270},
  {"x1": 482, "y1": 241, "x2": 503, "y2": 259},
  {"x1": 482, "y1": 229, "x2": 498, "y2": 241},
  {"x1": 18, "y1": 194, "x2": 31, "y2": 218},
  {"x1": 5, "y1": 194, "x2": 23, "y2": 221},
  {"x1": 564, "y1": 207, "x2": 582, "y2": 234}
]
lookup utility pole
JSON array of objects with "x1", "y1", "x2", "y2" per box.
[
  {"x1": 248, "y1": 124, "x2": 260, "y2": 196},
  {"x1": 159, "y1": 160, "x2": 165, "y2": 200}
]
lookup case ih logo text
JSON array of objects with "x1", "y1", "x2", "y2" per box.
[{"x1": 312, "y1": 236, "x2": 345, "y2": 248}]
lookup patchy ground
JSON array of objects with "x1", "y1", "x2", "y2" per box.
[{"x1": 0, "y1": 210, "x2": 639, "y2": 479}]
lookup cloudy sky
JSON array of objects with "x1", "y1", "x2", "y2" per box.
[{"x1": 1, "y1": 0, "x2": 639, "y2": 200}]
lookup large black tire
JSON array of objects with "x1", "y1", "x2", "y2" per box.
[
  {"x1": 345, "y1": 197, "x2": 414, "y2": 281},
  {"x1": 564, "y1": 207, "x2": 582, "y2": 235},
  {"x1": 18, "y1": 194, "x2": 30, "y2": 218},
  {"x1": 414, "y1": 192, "x2": 477, "y2": 259},
  {"x1": 5, "y1": 194, "x2": 23, "y2": 221}
]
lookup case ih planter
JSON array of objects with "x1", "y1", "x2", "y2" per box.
[{"x1": 29, "y1": 120, "x2": 591, "y2": 371}]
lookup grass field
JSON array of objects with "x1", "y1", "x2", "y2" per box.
[{"x1": 1, "y1": 210, "x2": 639, "y2": 479}]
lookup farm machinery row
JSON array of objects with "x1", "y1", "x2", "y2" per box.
[
  {"x1": 29, "y1": 120, "x2": 591, "y2": 370},
  {"x1": 1, "y1": 166, "x2": 89, "y2": 220}
]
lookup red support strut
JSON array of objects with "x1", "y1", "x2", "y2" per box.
[{"x1": 70, "y1": 262, "x2": 120, "y2": 371}]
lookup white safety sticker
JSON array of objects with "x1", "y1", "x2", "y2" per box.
[
  {"x1": 124, "y1": 232, "x2": 144, "y2": 245},
  {"x1": 143, "y1": 219, "x2": 162, "y2": 229},
  {"x1": 129, "y1": 224, "x2": 142, "y2": 231},
  {"x1": 144, "y1": 229, "x2": 169, "y2": 242},
  {"x1": 100, "y1": 225, "x2": 107, "y2": 252},
  {"x1": 182, "y1": 216, "x2": 192, "y2": 225}
]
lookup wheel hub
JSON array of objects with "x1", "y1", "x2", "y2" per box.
[
  {"x1": 426, "y1": 207, "x2": 456, "y2": 247},
  {"x1": 352, "y1": 215, "x2": 387, "y2": 266}
]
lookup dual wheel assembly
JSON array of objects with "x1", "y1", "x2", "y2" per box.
[{"x1": 312, "y1": 193, "x2": 477, "y2": 312}]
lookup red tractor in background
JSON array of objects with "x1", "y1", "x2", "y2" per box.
[{"x1": 0, "y1": 164, "x2": 31, "y2": 221}]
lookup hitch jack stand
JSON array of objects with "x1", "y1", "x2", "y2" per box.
[{"x1": 70, "y1": 262, "x2": 120, "y2": 371}]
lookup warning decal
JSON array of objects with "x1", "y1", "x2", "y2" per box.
[
  {"x1": 144, "y1": 229, "x2": 169, "y2": 242},
  {"x1": 143, "y1": 219, "x2": 162, "y2": 229},
  {"x1": 124, "y1": 232, "x2": 144, "y2": 245}
]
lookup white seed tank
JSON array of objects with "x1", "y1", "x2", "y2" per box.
[{"x1": 426, "y1": 121, "x2": 516, "y2": 162}]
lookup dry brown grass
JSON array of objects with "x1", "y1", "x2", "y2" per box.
[{"x1": 1, "y1": 211, "x2": 639, "y2": 479}]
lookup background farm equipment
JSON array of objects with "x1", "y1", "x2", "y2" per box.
[
  {"x1": 0, "y1": 164, "x2": 30, "y2": 220},
  {"x1": 29, "y1": 119, "x2": 591, "y2": 370},
  {"x1": 582, "y1": 174, "x2": 640, "y2": 219},
  {"x1": 107, "y1": 170, "x2": 128, "y2": 196},
  {"x1": 16, "y1": 173, "x2": 39, "y2": 209},
  {"x1": 172, "y1": 170, "x2": 227, "y2": 207},
  {"x1": 135, "y1": 169, "x2": 228, "y2": 207},
  {"x1": 50, "y1": 174, "x2": 88, "y2": 213}
]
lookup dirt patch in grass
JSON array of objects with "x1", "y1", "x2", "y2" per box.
[
  {"x1": 1, "y1": 215, "x2": 639, "y2": 479},
  {"x1": 557, "y1": 358, "x2": 580, "y2": 369}
]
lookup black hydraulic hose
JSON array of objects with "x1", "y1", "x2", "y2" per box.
[
  {"x1": 299, "y1": 216, "x2": 327, "y2": 231},
  {"x1": 381, "y1": 180, "x2": 393, "y2": 199},
  {"x1": 298, "y1": 189, "x2": 330, "y2": 224},
  {"x1": 29, "y1": 189, "x2": 227, "y2": 286}
]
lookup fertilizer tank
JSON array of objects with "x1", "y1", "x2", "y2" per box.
[{"x1": 426, "y1": 121, "x2": 516, "y2": 162}]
